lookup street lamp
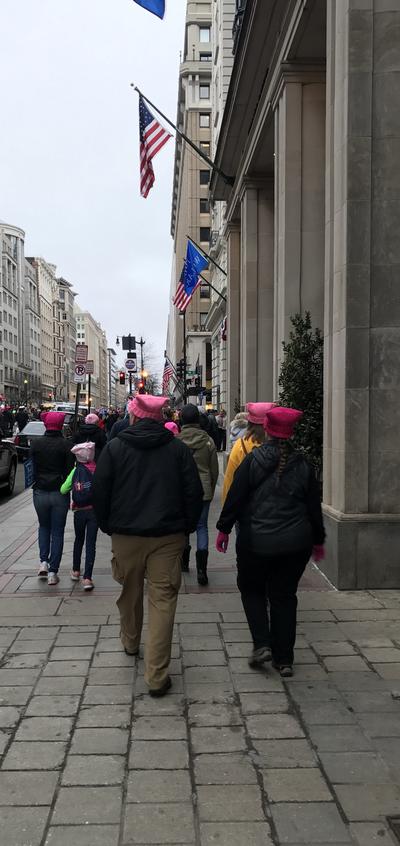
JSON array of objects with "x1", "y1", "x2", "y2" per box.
[{"x1": 23, "y1": 379, "x2": 28, "y2": 405}]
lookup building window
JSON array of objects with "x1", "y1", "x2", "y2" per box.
[
  {"x1": 200, "y1": 52, "x2": 212, "y2": 61},
  {"x1": 200, "y1": 312, "x2": 208, "y2": 329},
  {"x1": 200, "y1": 84, "x2": 210, "y2": 100},
  {"x1": 200, "y1": 284, "x2": 210, "y2": 299},
  {"x1": 200, "y1": 141, "x2": 210, "y2": 153},
  {"x1": 200, "y1": 227, "x2": 210, "y2": 243},
  {"x1": 200, "y1": 170, "x2": 210, "y2": 185},
  {"x1": 200, "y1": 199, "x2": 210, "y2": 214},
  {"x1": 199, "y1": 26, "x2": 210, "y2": 42},
  {"x1": 199, "y1": 113, "x2": 210, "y2": 128}
]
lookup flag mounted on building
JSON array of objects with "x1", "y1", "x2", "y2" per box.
[
  {"x1": 183, "y1": 240, "x2": 208, "y2": 295},
  {"x1": 162, "y1": 360, "x2": 174, "y2": 394},
  {"x1": 139, "y1": 95, "x2": 171, "y2": 197},
  {"x1": 132, "y1": 0, "x2": 165, "y2": 18},
  {"x1": 173, "y1": 269, "x2": 201, "y2": 312},
  {"x1": 220, "y1": 315, "x2": 227, "y2": 341}
]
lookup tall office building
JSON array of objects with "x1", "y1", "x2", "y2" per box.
[{"x1": 166, "y1": 1, "x2": 213, "y2": 404}]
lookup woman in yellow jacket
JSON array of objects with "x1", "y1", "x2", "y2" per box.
[{"x1": 222, "y1": 403, "x2": 275, "y2": 504}]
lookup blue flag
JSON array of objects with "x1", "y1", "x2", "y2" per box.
[
  {"x1": 133, "y1": 0, "x2": 165, "y2": 18},
  {"x1": 183, "y1": 241, "x2": 208, "y2": 296}
]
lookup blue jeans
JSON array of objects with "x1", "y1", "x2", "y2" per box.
[
  {"x1": 73, "y1": 508, "x2": 99, "y2": 579},
  {"x1": 33, "y1": 490, "x2": 69, "y2": 573},
  {"x1": 196, "y1": 501, "x2": 211, "y2": 551}
]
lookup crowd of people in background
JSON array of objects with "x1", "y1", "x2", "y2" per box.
[{"x1": 1, "y1": 394, "x2": 325, "y2": 696}]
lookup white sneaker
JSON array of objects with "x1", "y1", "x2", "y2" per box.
[
  {"x1": 38, "y1": 563, "x2": 48, "y2": 579},
  {"x1": 47, "y1": 572, "x2": 59, "y2": 586}
]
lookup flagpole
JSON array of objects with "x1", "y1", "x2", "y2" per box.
[
  {"x1": 198, "y1": 272, "x2": 227, "y2": 303},
  {"x1": 131, "y1": 84, "x2": 234, "y2": 187},
  {"x1": 181, "y1": 310, "x2": 187, "y2": 404}
]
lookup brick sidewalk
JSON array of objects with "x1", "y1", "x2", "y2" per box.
[{"x1": 1, "y1": 494, "x2": 400, "y2": 844}]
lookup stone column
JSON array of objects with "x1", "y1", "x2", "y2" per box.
[
  {"x1": 323, "y1": 0, "x2": 400, "y2": 588},
  {"x1": 240, "y1": 180, "x2": 274, "y2": 405},
  {"x1": 273, "y1": 69, "x2": 326, "y2": 389},
  {"x1": 225, "y1": 221, "x2": 241, "y2": 420}
]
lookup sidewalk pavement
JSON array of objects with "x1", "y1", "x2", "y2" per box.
[{"x1": 0, "y1": 486, "x2": 400, "y2": 845}]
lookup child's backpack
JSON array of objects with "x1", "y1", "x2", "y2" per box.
[{"x1": 72, "y1": 464, "x2": 94, "y2": 507}]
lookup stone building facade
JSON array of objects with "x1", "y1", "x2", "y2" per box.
[
  {"x1": 167, "y1": 0, "x2": 213, "y2": 404},
  {"x1": 211, "y1": 0, "x2": 400, "y2": 588},
  {"x1": 74, "y1": 304, "x2": 108, "y2": 408},
  {"x1": 24, "y1": 259, "x2": 42, "y2": 403},
  {"x1": 205, "y1": 0, "x2": 235, "y2": 411},
  {"x1": 0, "y1": 222, "x2": 30, "y2": 403}
]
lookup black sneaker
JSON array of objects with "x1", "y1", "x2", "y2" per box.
[{"x1": 149, "y1": 676, "x2": 172, "y2": 698}]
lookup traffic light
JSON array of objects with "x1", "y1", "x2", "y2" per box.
[
  {"x1": 119, "y1": 371, "x2": 126, "y2": 385},
  {"x1": 176, "y1": 359, "x2": 185, "y2": 379},
  {"x1": 138, "y1": 381, "x2": 146, "y2": 394}
]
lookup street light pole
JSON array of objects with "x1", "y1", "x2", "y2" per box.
[{"x1": 182, "y1": 311, "x2": 187, "y2": 404}]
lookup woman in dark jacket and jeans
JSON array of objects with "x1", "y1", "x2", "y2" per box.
[
  {"x1": 30, "y1": 412, "x2": 74, "y2": 585},
  {"x1": 216, "y1": 407, "x2": 325, "y2": 677}
]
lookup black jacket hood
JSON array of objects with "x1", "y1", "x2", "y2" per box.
[
  {"x1": 118, "y1": 418, "x2": 174, "y2": 451},
  {"x1": 251, "y1": 442, "x2": 299, "y2": 476}
]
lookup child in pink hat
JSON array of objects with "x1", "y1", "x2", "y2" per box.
[
  {"x1": 61, "y1": 442, "x2": 98, "y2": 591},
  {"x1": 216, "y1": 406, "x2": 325, "y2": 678}
]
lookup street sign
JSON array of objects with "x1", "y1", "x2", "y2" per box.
[
  {"x1": 74, "y1": 364, "x2": 86, "y2": 383},
  {"x1": 85, "y1": 360, "x2": 94, "y2": 375},
  {"x1": 126, "y1": 352, "x2": 137, "y2": 360},
  {"x1": 75, "y1": 344, "x2": 88, "y2": 364},
  {"x1": 125, "y1": 359, "x2": 137, "y2": 373}
]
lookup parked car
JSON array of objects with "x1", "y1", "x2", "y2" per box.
[
  {"x1": 14, "y1": 416, "x2": 83, "y2": 460},
  {"x1": 0, "y1": 428, "x2": 18, "y2": 495}
]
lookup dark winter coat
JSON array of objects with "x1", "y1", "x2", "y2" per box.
[
  {"x1": 29, "y1": 431, "x2": 74, "y2": 492},
  {"x1": 217, "y1": 442, "x2": 325, "y2": 555},
  {"x1": 108, "y1": 416, "x2": 129, "y2": 440},
  {"x1": 92, "y1": 418, "x2": 203, "y2": 537},
  {"x1": 72, "y1": 423, "x2": 107, "y2": 460}
]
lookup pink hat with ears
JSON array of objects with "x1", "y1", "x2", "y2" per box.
[
  {"x1": 264, "y1": 407, "x2": 303, "y2": 439},
  {"x1": 128, "y1": 394, "x2": 168, "y2": 421},
  {"x1": 41, "y1": 411, "x2": 65, "y2": 431},
  {"x1": 165, "y1": 421, "x2": 179, "y2": 436},
  {"x1": 85, "y1": 413, "x2": 99, "y2": 425},
  {"x1": 71, "y1": 442, "x2": 96, "y2": 463},
  {"x1": 246, "y1": 402, "x2": 276, "y2": 425}
]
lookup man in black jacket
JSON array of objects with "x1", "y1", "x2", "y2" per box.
[
  {"x1": 72, "y1": 413, "x2": 107, "y2": 460},
  {"x1": 93, "y1": 394, "x2": 203, "y2": 697}
]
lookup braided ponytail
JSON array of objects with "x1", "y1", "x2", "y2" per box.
[{"x1": 277, "y1": 439, "x2": 290, "y2": 478}]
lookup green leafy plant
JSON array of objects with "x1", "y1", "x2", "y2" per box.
[{"x1": 278, "y1": 312, "x2": 323, "y2": 479}]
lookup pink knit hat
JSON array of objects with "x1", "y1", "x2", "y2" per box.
[
  {"x1": 85, "y1": 413, "x2": 99, "y2": 424},
  {"x1": 264, "y1": 407, "x2": 303, "y2": 439},
  {"x1": 41, "y1": 411, "x2": 65, "y2": 431},
  {"x1": 165, "y1": 421, "x2": 179, "y2": 436},
  {"x1": 246, "y1": 402, "x2": 276, "y2": 425},
  {"x1": 128, "y1": 394, "x2": 168, "y2": 421},
  {"x1": 71, "y1": 442, "x2": 96, "y2": 463}
]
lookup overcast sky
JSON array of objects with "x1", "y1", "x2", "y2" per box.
[{"x1": 0, "y1": 0, "x2": 186, "y2": 375}]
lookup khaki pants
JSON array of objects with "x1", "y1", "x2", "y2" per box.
[{"x1": 111, "y1": 533, "x2": 185, "y2": 690}]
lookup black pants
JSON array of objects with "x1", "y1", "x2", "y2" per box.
[
  {"x1": 236, "y1": 547, "x2": 310, "y2": 665},
  {"x1": 218, "y1": 428, "x2": 226, "y2": 452},
  {"x1": 73, "y1": 509, "x2": 98, "y2": 579}
]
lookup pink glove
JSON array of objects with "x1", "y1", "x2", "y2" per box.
[
  {"x1": 312, "y1": 545, "x2": 325, "y2": 562},
  {"x1": 216, "y1": 532, "x2": 229, "y2": 553}
]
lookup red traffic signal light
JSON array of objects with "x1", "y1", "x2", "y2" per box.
[{"x1": 119, "y1": 371, "x2": 126, "y2": 385}]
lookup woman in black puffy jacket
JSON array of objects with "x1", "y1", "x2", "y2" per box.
[{"x1": 216, "y1": 407, "x2": 325, "y2": 678}]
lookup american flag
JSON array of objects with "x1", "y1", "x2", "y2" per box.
[
  {"x1": 162, "y1": 360, "x2": 175, "y2": 395},
  {"x1": 139, "y1": 95, "x2": 171, "y2": 198},
  {"x1": 173, "y1": 273, "x2": 201, "y2": 312}
]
